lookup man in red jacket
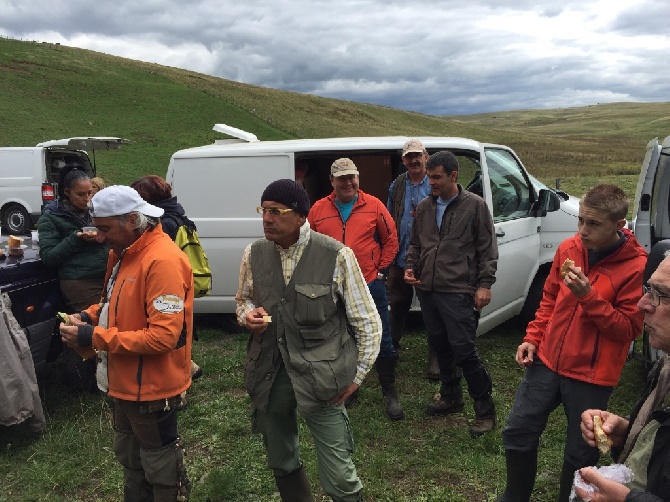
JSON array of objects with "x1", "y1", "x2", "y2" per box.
[
  {"x1": 308, "y1": 158, "x2": 402, "y2": 420},
  {"x1": 496, "y1": 184, "x2": 647, "y2": 502}
]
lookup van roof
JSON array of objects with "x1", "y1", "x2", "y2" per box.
[{"x1": 172, "y1": 136, "x2": 502, "y2": 159}]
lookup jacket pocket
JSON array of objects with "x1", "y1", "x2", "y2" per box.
[
  {"x1": 301, "y1": 334, "x2": 356, "y2": 402},
  {"x1": 294, "y1": 283, "x2": 334, "y2": 324},
  {"x1": 243, "y1": 338, "x2": 263, "y2": 396},
  {"x1": 444, "y1": 211, "x2": 472, "y2": 240},
  {"x1": 300, "y1": 325, "x2": 331, "y2": 350}
]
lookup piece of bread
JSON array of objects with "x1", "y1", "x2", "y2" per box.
[
  {"x1": 560, "y1": 258, "x2": 575, "y2": 278},
  {"x1": 262, "y1": 315, "x2": 272, "y2": 323},
  {"x1": 8, "y1": 235, "x2": 23, "y2": 248},
  {"x1": 593, "y1": 415, "x2": 612, "y2": 454}
]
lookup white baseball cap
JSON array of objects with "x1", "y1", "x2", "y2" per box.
[{"x1": 90, "y1": 185, "x2": 164, "y2": 218}]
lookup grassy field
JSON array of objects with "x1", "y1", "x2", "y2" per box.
[{"x1": 0, "y1": 316, "x2": 646, "y2": 501}]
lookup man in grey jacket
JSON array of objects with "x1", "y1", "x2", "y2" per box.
[
  {"x1": 405, "y1": 151, "x2": 498, "y2": 436},
  {"x1": 236, "y1": 179, "x2": 381, "y2": 502}
]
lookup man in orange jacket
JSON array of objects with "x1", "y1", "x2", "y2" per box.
[
  {"x1": 309, "y1": 158, "x2": 402, "y2": 420},
  {"x1": 496, "y1": 184, "x2": 647, "y2": 502},
  {"x1": 60, "y1": 185, "x2": 193, "y2": 502}
]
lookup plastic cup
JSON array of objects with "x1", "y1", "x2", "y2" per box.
[{"x1": 31, "y1": 230, "x2": 38, "y2": 242}]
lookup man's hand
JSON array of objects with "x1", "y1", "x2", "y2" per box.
[
  {"x1": 580, "y1": 409, "x2": 629, "y2": 450},
  {"x1": 328, "y1": 382, "x2": 360, "y2": 406},
  {"x1": 60, "y1": 324, "x2": 80, "y2": 349},
  {"x1": 245, "y1": 307, "x2": 270, "y2": 335},
  {"x1": 404, "y1": 269, "x2": 421, "y2": 285},
  {"x1": 515, "y1": 342, "x2": 537, "y2": 367},
  {"x1": 574, "y1": 467, "x2": 630, "y2": 502},
  {"x1": 474, "y1": 287, "x2": 491, "y2": 310},
  {"x1": 564, "y1": 266, "x2": 591, "y2": 298}
]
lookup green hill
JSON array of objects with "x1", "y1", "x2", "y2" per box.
[{"x1": 1, "y1": 37, "x2": 669, "y2": 191}]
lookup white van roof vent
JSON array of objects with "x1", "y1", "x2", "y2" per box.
[{"x1": 212, "y1": 124, "x2": 259, "y2": 143}]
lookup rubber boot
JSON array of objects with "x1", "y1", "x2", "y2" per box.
[
  {"x1": 557, "y1": 460, "x2": 580, "y2": 502},
  {"x1": 142, "y1": 438, "x2": 191, "y2": 501},
  {"x1": 274, "y1": 464, "x2": 314, "y2": 502},
  {"x1": 426, "y1": 345, "x2": 441, "y2": 381},
  {"x1": 375, "y1": 356, "x2": 405, "y2": 420},
  {"x1": 495, "y1": 450, "x2": 537, "y2": 502},
  {"x1": 113, "y1": 430, "x2": 153, "y2": 502}
]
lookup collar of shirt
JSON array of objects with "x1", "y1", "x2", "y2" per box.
[{"x1": 275, "y1": 220, "x2": 311, "y2": 284}]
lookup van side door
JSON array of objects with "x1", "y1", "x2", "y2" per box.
[{"x1": 477, "y1": 148, "x2": 540, "y2": 333}]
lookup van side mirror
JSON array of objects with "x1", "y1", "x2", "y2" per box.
[{"x1": 532, "y1": 189, "x2": 561, "y2": 217}]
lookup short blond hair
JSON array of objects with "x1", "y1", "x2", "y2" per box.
[
  {"x1": 91, "y1": 177, "x2": 105, "y2": 193},
  {"x1": 580, "y1": 184, "x2": 628, "y2": 221}
]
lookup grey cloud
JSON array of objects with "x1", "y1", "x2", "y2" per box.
[{"x1": 1, "y1": 0, "x2": 669, "y2": 115}]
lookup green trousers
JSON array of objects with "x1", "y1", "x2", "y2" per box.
[{"x1": 253, "y1": 365, "x2": 362, "y2": 502}]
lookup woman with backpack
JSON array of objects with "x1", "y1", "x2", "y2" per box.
[{"x1": 130, "y1": 175, "x2": 205, "y2": 408}]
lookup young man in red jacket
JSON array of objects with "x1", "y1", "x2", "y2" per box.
[
  {"x1": 496, "y1": 184, "x2": 647, "y2": 502},
  {"x1": 308, "y1": 158, "x2": 402, "y2": 420}
]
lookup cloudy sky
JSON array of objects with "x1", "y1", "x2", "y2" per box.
[{"x1": 2, "y1": 0, "x2": 669, "y2": 115}]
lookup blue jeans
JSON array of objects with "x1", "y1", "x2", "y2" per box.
[{"x1": 367, "y1": 279, "x2": 396, "y2": 359}]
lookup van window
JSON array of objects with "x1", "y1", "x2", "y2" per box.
[{"x1": 484, "y1": 149, "x2": 533, "y2": 222}]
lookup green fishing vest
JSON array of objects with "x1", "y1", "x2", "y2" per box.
[{"x1": 245, "y1": 231, "x2": 357, "y2": 413}]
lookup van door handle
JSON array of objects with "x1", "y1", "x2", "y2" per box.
[{"x1": 496, "y1": 228, "x2": 505, "y2": 237}]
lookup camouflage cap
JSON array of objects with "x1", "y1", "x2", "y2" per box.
[
  {"x1": 331, "y1": 158, "x2": 359, "y2": 177},
  {"x1": 402, "y1": 139, "x2": 426, "y2": 156}
]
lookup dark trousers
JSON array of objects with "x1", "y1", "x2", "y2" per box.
[
  {"x1": 502, "y1": 358, "x2": 613, "y2": 467},
  {"x1": 417, "y1": 290, "x2": 493, "y2": 413},
  {"x1": 387, "y1": 264, "x2": 415, "y2": 348},
  {"x1": 112, "y1": 399, "x2": 188, "y2": 502},
  {"x1": 367, "y1": 278, "x2": 396, "y2": 358}
]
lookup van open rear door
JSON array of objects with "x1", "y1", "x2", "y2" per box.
[
  {"x1": 632, "y1": 137, "x2": 662, "y2": 253},
  {"x1": 36, "y1": 137, "x2": 132, "y2": 173},
  {"x1": 36, "y1": 137, "x2": 133, "y2": 150}
]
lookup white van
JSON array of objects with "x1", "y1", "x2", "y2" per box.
[
  {"x1": 0, "y1": 137, "x2": 131, "y2": 233},
  {"x1": 166, "y1": 125, "x2": 580, "y2": 335},
  {"x1": 631, "y1": 135, "x2": 670, "y2": 368}
]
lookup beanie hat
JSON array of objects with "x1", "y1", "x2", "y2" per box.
[{"x1": 261, "y1": 179, "x2": 310, "y2": 216}]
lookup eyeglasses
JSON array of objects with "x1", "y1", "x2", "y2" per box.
[
  {"x1": 642, "y1": 284, "x2": 670, "y2": 307},
  {"x1": 256, "y1": 207, "x2": 295, "y2": 216}
]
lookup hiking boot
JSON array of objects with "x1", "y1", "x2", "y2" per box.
[
  {"x1": 191, "y1": 360, "x2": 203, "y2": 380},
  {"x1": 426, "y1": 397, "x2": 465, "y2": 416},
  {"x1": 469, "y1": 417, "x2": 495, "y2": 437}
]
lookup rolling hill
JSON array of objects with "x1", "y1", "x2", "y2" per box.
[{"x1": 1, "y1": 37, "x2": 668, "y2": 188}]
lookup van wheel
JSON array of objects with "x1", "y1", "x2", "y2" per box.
[
  {"x1": 3, "y1": 204, "x2": 30, "y2": 234},
  {"x1": 518, "y1": 267, "x2": 549, "y2": 328}
]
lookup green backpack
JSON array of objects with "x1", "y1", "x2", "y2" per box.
[{"x1": 173, "y1": 223, "x2": 212, "y2": 298}]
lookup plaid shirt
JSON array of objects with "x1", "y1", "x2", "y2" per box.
[{"x1": 236, "y1": 221, "x2": 381, "y2": 384}]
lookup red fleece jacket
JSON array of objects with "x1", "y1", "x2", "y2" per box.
[{"x1": 525, "y1": 229, "x2": 647, "y2": 386}]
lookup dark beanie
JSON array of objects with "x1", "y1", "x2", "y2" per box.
[{"x1": 261, "y1": 179, "x2": 310, "y2": 216}]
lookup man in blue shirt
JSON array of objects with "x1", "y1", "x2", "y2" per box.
[{"x1": 387, "y1": 139, "x2": 439, "y2": 379}]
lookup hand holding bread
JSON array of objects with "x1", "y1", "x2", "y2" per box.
[
  {"x1": 560, "y1": 258, "x2": 575, "y2": 278},
  {"x1": 593, "y1": 415, "x2": 613, "y2": 454}
]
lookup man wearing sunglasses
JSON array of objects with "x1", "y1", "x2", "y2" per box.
[
  {"x1": 236, "y1": 179, "x2": 381, "y2": 502},
  {"x1": 497, "y1": 184, "x2": 647, "y2": 502}
]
